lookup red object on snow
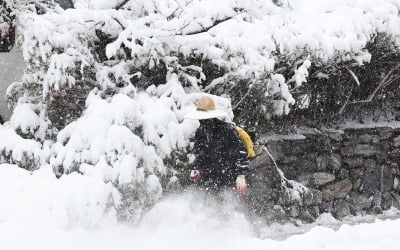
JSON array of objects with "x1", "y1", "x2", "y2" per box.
[{"x1": 190, "y1": 170, "x2": 201, "y2": 183}]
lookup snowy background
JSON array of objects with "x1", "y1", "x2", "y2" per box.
[
  {"x1": 0, "y1": 48, "x2": 23, "y2": 120},
  {"x1": 1, "y1": 0, "x2": 400, "y2": 249}
]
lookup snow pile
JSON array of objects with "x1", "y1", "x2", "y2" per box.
[
  {"x1": 1, "y1": 165, "x2": 400, "y2": 250},
  {"x1": 0, "y1": 164, "x2": 119, "y2": 228}
]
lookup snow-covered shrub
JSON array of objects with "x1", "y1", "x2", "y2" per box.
[
  {"x1": 0, "y1": 126, "x2": 45, "y2": 170},
  {"x1": 271, "y1": 35, "x2": 400, "y2": 130}
]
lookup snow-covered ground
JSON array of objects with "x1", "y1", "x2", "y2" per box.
[{"x1": 1, "y1": 164, "x2": 400, "y2": 250}]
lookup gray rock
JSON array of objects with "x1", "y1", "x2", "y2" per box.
[
  {"x1": 343, "y1": 157, "x2": 365, "y2": 168},
  {"x1": 372, "y1": 135, "x2": 380, "y2": 144},
  {"x1": 373, "y1": 206, "x2": 383, "y2": 214},
  {"x1": 320, "y1": 201, "x2": 333, "y2": 213},
  {"x1": 351, "y1": 168, "x2": 365, "y2": 179},
  {"x1": 352, "y1": 178, "x2": 362, "y2": 191},
  {"x1": 362, "y1": 164, "x2": 380, "y2": 195},
  {"x1": 249, "y1": 150, "x2": 273, "y2": 170},
  {"x1": 381, "y1": 166, "x2": 394, "y2": 193},
  {"x1": 267, "y1": 205, "x2": 287, "y2": 222},
  {"x1": 391, "y1": 192, "x2": 400, "y2": 209},
  {"x1": 290, "y1": 142, "x2": 308, "y2": 154},
  {"x1": 338, "y1": 169, "x2": 350, "y2": 179},
  {"x1": 303, "y1": 188, "x2": 316, "y2": 206},
  {"x1": 281, "y1": 156, "x2": 298, "y2": 164},
  {"x1": 388, "y1": 149, "x2": 400, "y2": 160},
  {"x1": 394, "y1": 177, "x2": 400, "y2": 191},
  {"x1": 394, "y1": 135, "x2": 400, "y2": 147},
  {"x1": 333, "y1": 200, "x2": 351, "y2": 219},
  {"x1": 363, "y1": 165, "x2": 394, "y2": 194},
  {"x1": 298, "y1": 173, "x2": 313, "y2": 186},
  {"x1": 298, "y1": 210, "x2": 315, "y2": 223},
  {"x1": 341, "y1": 146, "x2": 354, "y2": 157},
  {"x1": 322, "y1": 179, "x2": 353, "y2": 201},
  {"x1": 327, "y1": 132, "x2": 343, "y2": 142},
  {"x1": 376, "y1": 153, "x2": 389, "y2": 164},
  {"x1": 289, "y1": 205, "x2": 300, "y2": 218},
  {"x1": 364, "y1": 159, "x2": 377, "y2": 170},
  {"x1": 313, "y1": 172, "x2": 336, "y2": 186},
  {"x1": 372, "y1": 192, "x2": 382, "y2": 208},
  {"x1": 266, "y1": 143, "x2": 284, "y2": 162},
  {"x1": 330, "y1": 143, "x2": 342, "y2": 152},
  {"x1": 328, "y1": 154, "x2": 342, "y2": 172},
  {"x1": 353, "y1": 144, "x2": 379, "y2": 157},
  {"x1": 316, "y1": 155, "x2": 328, "y2": 170},
  {"x1": 348, "y1": 192, "x2": 372, "y2": 213},
  {"x1": 358, "y1": 134, "x2": 373, "y2": 143},
  {"x1": 381, "y1": 192, "x2": 394, "y2": 210},
  {"x1": 308, "y1": 205, "x2": 320, "y2": 219},
  {"x1": 311, "y1": 189, "x2": 323, "y2": 205},
  {"x1": 378, "y1": 127, "x2": 393, "y2": 140},
  {"x1": 296, "y1": 159, "x2": 317, "y2": 172}
]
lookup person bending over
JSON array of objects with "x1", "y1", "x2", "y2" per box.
[{"x1": 185, "y1": 96, "x2": 249, "y2": 195}]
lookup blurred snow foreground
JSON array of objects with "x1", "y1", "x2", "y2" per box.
[
  {"x1": 2, "y1": 0, "x2": 400, "y2": 223},
  {"x1": 2, "y1": 164, "x2": 400, "y2": 250}
]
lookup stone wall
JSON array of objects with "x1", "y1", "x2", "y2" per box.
[{"x1": 249, "y1": 126, "x2": 400, "y2": 222}]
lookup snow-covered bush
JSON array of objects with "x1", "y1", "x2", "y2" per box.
[{"x1": 3, "y1": 0, "x2": 400, "y2": 222}]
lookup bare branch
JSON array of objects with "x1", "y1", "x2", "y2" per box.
[
  {"x1": 366, "y1": 63, "x2": 400, "y2": 102},
  {"x1": 112, "y1": 17, "x2": 126, "y2": 30},
  {"x1": 338, "y1": 90, "x2": 352, "y2": 114},
  {"x1": 177, "y1": 14, "x2": 241, "y2": 36},
  {"x1": 233, "y1": 87, "x2": 252, "y2": 110},
  {"x1": 115, "y1": 0, "x2": 130, "y2": 10},
  {"x1": 167, "y1": 7, "x2": 181, "y2": 21},
  {"x1": 346, "y1": 67, "x2": 360, "y2": 86},
  {"x1": 338, "y1": 63, "x2": 400, "y2": 114}
]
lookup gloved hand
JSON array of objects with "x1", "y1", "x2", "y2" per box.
[
  {"x1": 190, "y1": 170, "x2": 201, "y2": 183},
  {"x1": 236, "y1": 175, "x2": 247, "y2": 196}
]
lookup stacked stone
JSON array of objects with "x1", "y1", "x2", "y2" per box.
[{"x1": 251, "y1": 127, "x2": 400, "y2": 222}]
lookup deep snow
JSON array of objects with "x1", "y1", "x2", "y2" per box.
[{"x1": 1, "y1": 164, "x2": 400, "y2": 250}]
